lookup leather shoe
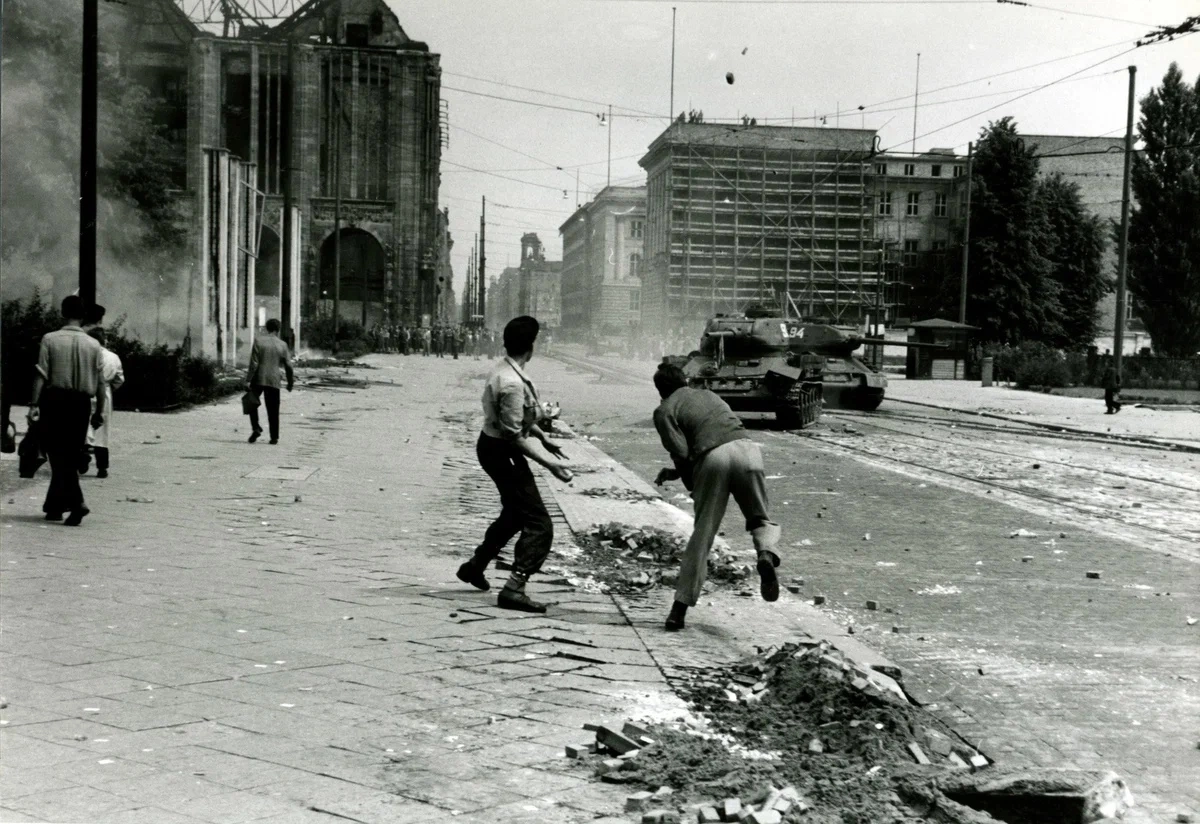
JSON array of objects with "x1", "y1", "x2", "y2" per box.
[
  {"x1": 248, "y1": 429, "x2": 262, "y2": 443},
  {"x1": 44, "y1": 512, "x2": 63, "y2": 521},
  {"x1": 665, "y1": 600, "x2": 688, "y2": 631},
  {"x1": 757, "y1": 554, "x2": 780, "y2": 602},
  {"x1": 64, "y1": 507, "x2": 90, "y2": 526},
  {"x1": 456, "y1": 561, "x2": 490, "y2": 591},
  {"x1": 497, "y1": 588, "x2": 546, "y2": 613}
]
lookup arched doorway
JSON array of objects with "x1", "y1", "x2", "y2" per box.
[
  {"x1": 255, "y1": 226, "x2": 281, "y2": 328},
  {"x1": 319, "y1": 228, "x2": 387, "y2": 327}
]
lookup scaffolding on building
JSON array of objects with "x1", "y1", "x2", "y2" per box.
[{"x1": 642, "y1": 123, "x2": 891, "y2": 328}]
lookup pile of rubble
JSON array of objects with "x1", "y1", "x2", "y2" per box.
[
  {"x1": 581, "y1": 487, "x2": 664, "y2": 504},
  {"x1": 578, "y1": 522, "x2": 752, "y2": 593}
]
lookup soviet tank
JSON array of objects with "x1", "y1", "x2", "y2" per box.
[
  {"x1": 663, "y1": 313, "x2": 824, "y2": 429},
  {"x1": 780, "y1": 322, "x2": 889, "y2": 411}
]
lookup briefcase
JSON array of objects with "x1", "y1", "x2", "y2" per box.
[{"x1": 241, "y1": 390, "x2": 260, "y2": 414}]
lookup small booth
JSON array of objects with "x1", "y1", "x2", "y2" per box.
[{"x1": 905, "y1": 319, "x2": 977, "y2": 379}]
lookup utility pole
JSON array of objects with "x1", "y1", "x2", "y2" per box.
[
  {"x1": 958, "y1": 141, "x2": 973, "y2": 325},
  {"x1": 281, "y1": 37, "x2": 295, "y2": 346},
  {"x1": 1114, "y1": 65, "x2": 1136, "y2": 379},
  {"x1": 911, "y1": 52, "x2": 920, "y2": 155},
  {"x1": 80, "y1": 0, "x2": 98, "y2": 307},
  {"x1": 669, "y1": 6, "x2": 677, "y2": 120},
  {"x1": 607, "y1": 103, "x2": 613, "y2": 187},
  {"x1": 332, "y1": 52, "x2": 344, "y2": 343},
  {"x1": 479, "y1": 197, "x2": 487, "y2": 327}
]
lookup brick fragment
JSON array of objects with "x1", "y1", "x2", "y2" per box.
[
  {"x1": 642, "y1": 811, "x2": 680, "y2": 824},
  {"x1": 786, "y1": 585, "x2": 802, "y2": 594},
  {"x1": 597, "y1": 758, "x2": 625, "y2": 774},
  {"x1": 851, "y1": 676, "x2": 870, "y2": 691},
  {"x1": 947, "y1": 752, "x2": 970, "y2": 770},
  {"x1": 565, "y1": 744, "x2": 588, "y2": 758},
  {"x1": 583, "y1": 722, "x2": 600, "y2": 731},
  {"x1": 596, "y1": 725, "x2": 641, "y2": 755},
  {"x1": 623, "y1": 721, "x2": 651, "y2": 740},
  {"x1": 969, "y1": 753, "x2": 990, "y2": 771},
  {"x1": 720, "y1": 797, "x2": 742, "y2": 821},
  {"x1": 865, "y1": 599, "x2": 879, "y2": 610},
  {"x1": 907, "y1": 742, "x2": 931, "y2": 765},
  {"x1": 807, "y1": 738, "x2": 824, "y2": 754},
  {"x1": 625, "y1": 791, "x2": 653, "y2": 812},
  {"x1": 749, "y1": 812, "x2": 782, "y2": 824},
  {"x1": 1022, "y1": 555, "x2": 1034, "y2": 562},
  {"x1": 698, "y1": 807, "x2": 722, "y2": 823},
  {"x1": 812, "y1": 594, "x2": 826, "y2": 605},
  {"x1": 1086, "y1": 570, "x2": 1102, "y2": 579},
  {"x1": 652, "y1": 786, "x2": 675, "y2": 800},
  {"x1": 600, "y1": 772, "x2": 631, "y2": 784},
  {"x1": 892, "y1": 625, "x2": 910, "y2": 634},
  {"x1": 618, "y1": 749, "x2": 641, "y2": 761}
]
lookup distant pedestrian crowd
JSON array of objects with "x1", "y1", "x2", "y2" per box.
[{"x1": 366, "y1": 324, "x2": 511, "y2": 360}]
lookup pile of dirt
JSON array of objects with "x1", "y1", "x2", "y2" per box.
[
  {"x1": 609, "y1": 641, "x2": 993, "y2": 822},
  {"x1": 573, "y1": 522, "x2": 752, "y2": 594}
]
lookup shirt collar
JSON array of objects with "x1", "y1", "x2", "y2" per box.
[
  {"x1": 503, "y1": 356, "x2": 531, "y2": 383},
  {"x1": 61, "y1": 324, "x2": 84, "y2": 332}
]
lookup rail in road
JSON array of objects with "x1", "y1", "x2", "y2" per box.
[{"x1": 551, "y1": 348, "x2": 1200, "y2": 562}]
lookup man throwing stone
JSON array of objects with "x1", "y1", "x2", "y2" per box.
[
  {"x1": 651, "y1": 363, "x2": 782, "y2": 631},
  {"x1": 456, "y1": 315, "x2": 573, "y2": 613}
]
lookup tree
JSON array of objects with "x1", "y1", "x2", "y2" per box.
[
  {"x1": 1038, "y1": 173, "x2": 1108, "y2": 349},
  {"x1": 1127, "y1": 63, "x2": 1200, "y2": 356},
  {"x1": 966, "y1": 117, "x2": 1062, "y2": 344}
]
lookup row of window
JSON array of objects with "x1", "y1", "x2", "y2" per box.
[
  {"x1": 901, "y1": 239, "x2": 950, "y2": 267},
  {"x1": 878, "y1": 191, "x2": 951, "y2": 217},
  {"x1": 875, "y1": 162, "x2": 965, "y2": 178}
]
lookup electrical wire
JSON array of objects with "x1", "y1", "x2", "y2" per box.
[
  {"x1": 996, "y1": 1, "x2": 1163, "y2": 29},
  {"x1": 442, "y1": 70, "x2": 662, "y2": 118},
  {"x1": 442, "y1": 160, "x2": 567, "y2": 191}
]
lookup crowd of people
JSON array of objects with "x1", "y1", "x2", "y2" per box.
[{"x1": 367, "y1": 324, "x2": 520, "y2": 359}]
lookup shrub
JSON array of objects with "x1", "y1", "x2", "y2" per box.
[
  {"x1": 1009, "y1": 341, "x2": 1071, "y2": 389},
  {"x1": 1, "y1": 290, "x2": 61, "y2": 406},
  {"x1": 305, "y1": 315, "x2": 373, "y2": 354}
]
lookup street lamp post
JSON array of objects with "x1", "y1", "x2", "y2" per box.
[{"x1": 80, "y1": 0, "x2": 99, "y2": 307}]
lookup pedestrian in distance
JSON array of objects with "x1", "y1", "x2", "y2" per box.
[
  {"x1": 27, "y1": 295, "x2": 108, "y2": 526},
  {"x1": 80, "y1": 328, "x2": 124, "y2": 479},
  {"x1": 1102, "y1": 359, "x2": 1122, "y2": 414},
  {"x1": 651, "y1": 362, "x2": 782, "y2": 631},
  {"x1": 456, "y1": 315, "x2": 574, "y2": 614},
  {"x1": 246, "y1": 318, "x2": 294, "y2": 445}
]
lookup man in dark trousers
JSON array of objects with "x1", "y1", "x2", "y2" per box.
[
  {"x1": 1102, "y1": 358, "x2": 1122, "y2": 414},
  {"x1": 246, "y1": 319, "x2": 294, "y2": 444},
  {"x1": 456, "y1": 316, "x2": 574, "y2": 613},
  {"x1": 651, "y1": 363, "x2": 782, "y2": 631},
  {"x1": 28, "y1": 295, "x2": 107, "y2": 525}
]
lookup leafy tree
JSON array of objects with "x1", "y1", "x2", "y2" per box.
[
  {"x1": 1127, "y1": 62, "x2": 1200, "y2": 356},
  {"x1": 1038, "y1": 173, "x2": 1108, "y2": 348},
  {"x1": 966, "y1": 117, "x2": 1062, "y2": 344}
]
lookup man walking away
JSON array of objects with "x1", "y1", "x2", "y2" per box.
[
  {"x1": 1102, "y1": 360, "x2": 1122, "y2": 414},
  {"x1": 651, "y1": 363, "x2": 782, "y2": 631},
  {"x1": 83, "y1": 328, "x2": 124, "y2": 478},
  {"x1": 247, "y1": 318, "x2": 294, "y2": 444},
  {"x1": 28, "y1": 295, "x2": 106, "y2": 525},
  {"x1": 456, "y1": 315, "x2": 574, "y2": 614}
]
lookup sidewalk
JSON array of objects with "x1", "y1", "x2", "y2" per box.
[
  {"x1": 0, "y1": 356, "x2": 687, "y2": 824},
  {"x1": 884, "y1": 379, "x2": 1200, "y2": 449}
]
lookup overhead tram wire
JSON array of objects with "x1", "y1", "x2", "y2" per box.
[
  {"x1": 995, "y1": 0, "x2": 1163, "y2": 29},
  {"x1": 442, "y1": 70, "x2": 663, "y2": 118}
]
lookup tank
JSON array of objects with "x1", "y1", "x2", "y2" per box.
[
  {"x1": 664, "y1": 314, "x2": 825, "y2": 429},
  {"x1": 780, "y1": 321, "x2": 888, "y2": 411}
]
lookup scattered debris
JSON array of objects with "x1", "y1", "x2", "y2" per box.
[
  {"x1": 1009, "y1": 528, "x2": 1038, "y2": 539},
  {"x1": 1086, "y1": 570, "x2": 1102, "y2": 580},
  {"x1": 916, "y1": 585, "x2": 962, "y2": 596},
  {"x1": 581, "y1": 487, "x2": 661, "y2": 503}
]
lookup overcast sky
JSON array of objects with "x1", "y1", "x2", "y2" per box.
[{"x1": 390, "y1": 1, "x2": 1198, "y2": 295}]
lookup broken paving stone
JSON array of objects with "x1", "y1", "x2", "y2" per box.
[
  {"x1": 947, "y1": 752, "x2": 970, "y2": 770},
  {"x1": 698, "y1": 806, "x2": 722, "y2": 823},
  {"x1": 720, "y1": 798, "x2": 742, "y2": 820},
  {"x1": 641, "y1": 811, "x2": 679, "y2": 824},
  {"x1": 1086, "y1": 570, "x2": 1102, "y2": 579},
  {"x1": 892, "y1": 625, "x2": 910, "y2": 634},
  {"x1": 625, "y1": 791, "x2": 653, "y2": 812},
  {"x1": 969, "y1": 754, "x2": 990, "y2": 771},
  {"x1": 1022, "y1": 555, "x2": 1034, "y2": 563},
  {"x1": 865, "y1": 600, "x2": 879, "y2": 610},
  {"x1": 597, "y1": 758, "x2": 625, "y2": 775},
  {"x1": 597, "y1": 725, "x2": 641, "y2": 755},
  {"x1": 907, "y1": 742, "x2": 931, "y2": 765},
  {"x1": 807, "y1": 738, "x2": 824, "y2": 754},
  {"x1": 1009, "y1": 528, "x2": 1038, "y2": 539},
  {"x1": 786, "y1": 585, "x2": 802, "y2": 594},
  {"x1": 565, "y1": 744, "x2": 588, "y2": 758},
  {"x1": 812, "y1": 594, "x2": 826, "y2": 605},
  {"x1": 747, "y1": 811, "x2": 781, "y2": 824}
]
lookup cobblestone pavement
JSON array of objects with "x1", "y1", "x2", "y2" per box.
[
  {"x1": 543, "y1": 352, "x2": 1200, "y2": 822},
  {"x1": 0, "y1": 355, "x2": 687, "y2": 824}
]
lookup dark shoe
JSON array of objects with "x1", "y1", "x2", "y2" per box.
[
  {"x1": 497, "y1": 588, "x2": 546, "y2": 614},
  {"x1": 757, "y1": 553, "x2": 780, "y2": 602},
  {"x1": 96, "y1": 469, "x2": 108, "y2": 479},
  {"x1": 269, "y1": 439, "x2": 278, "y2": 445},
  {"x1": 665, "y1": 600, "x2": 688, "y2": 631},
  {"x1": 456, "y1": 561, "x2": 491, "y2": 591},
  {"x1": 248, "y1": 429, "x2": 262, "y2": 443},
  {"x1": 64, "y1": 507, "x2": 90, "y2": 526},
  {"x1": 44, "y1": 512, "x2": 63, "y2": 521}
]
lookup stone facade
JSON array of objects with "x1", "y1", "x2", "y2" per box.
[
  {"x1": 131, "y1": 0, "x2": 444, "y2": 364},
  {"x1": 559, "y1": 186, "x2": 645, "y2": 339}
]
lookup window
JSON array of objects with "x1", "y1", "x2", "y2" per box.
[
  {"x1": 630, "y1": 290, "x2": 641, "y2": 312},
  {"x1": 932, "y1": 240, "x2": 948, "y2": 253},
  {"x1": 903, "y1": 163, "x2": 916, "y2": 176},
  {"x1": 903, "y1": 239, "x2": 920, "y2": 268},
  {"x1": 629, "y1": 253, "x2": 641, "y2": 278},
  {"x1": 878, "y1": 191, "x2": 893, "y2": 216},
  {"x1": 934, "y1": 193, "x2": 948, "y2": 218},
  {"x1": 906, "y1": 192, "x2": 920, "y2": 216},
  {"x1": 630, "y1": 220, "x2": 644, "y2": 239},
  {"x1": 931, "y1": 164, "x2": 942, "y2": 177},
  {"x1": 953, "y1": 165, "x2": 965, "y2": 178},
  {"x1": 874, "y1": 163, "x2": 887, "y2": 175}
]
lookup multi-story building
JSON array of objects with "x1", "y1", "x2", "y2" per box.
[
  {"x1": 1025, "y1": 134, "x2": 1146, "y2": 353},
  {"x1": 871, "y1": 149, "x2": 968, "y2": 324},
  {"x1": 558, "y1": 186, "x2": 646, "y2": 339},
  {"x1": 484, "y1": 235, "x2": 562, "y2": 331},
  {"x1": 638, "y1": 120, "x2": 881, "y2": 331},
  {"x1": 123, "y1": 0, "x2": 445, "y2": 363}
]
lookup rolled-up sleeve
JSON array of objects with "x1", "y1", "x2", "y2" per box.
[
  {"x1": 35, "y1": 337, "x2": 50, "y2": 381},
  {"x1": 496, "y1": 381, "x2": 527, "y2": 440}
]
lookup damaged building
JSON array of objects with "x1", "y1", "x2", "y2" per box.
[{"x1": 125, "y1": 0, "x2": 447, "y2": 364}]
